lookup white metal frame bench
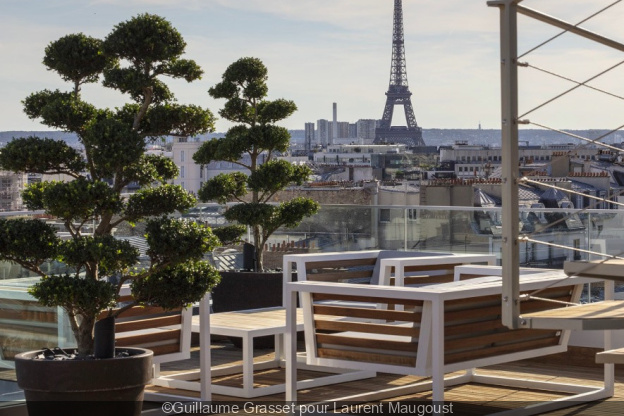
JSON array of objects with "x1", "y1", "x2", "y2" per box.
[
  {"x1": 151, "y1": 250, "x2": 497, "y2": 399},
  {"x1": 283, "y1": 250, "x2": 496, "y2": 291},
  {"x1": 285, "y1": 271, "x2": 612, "y2": 415},
  {"x1": 104, "y1": 288, "x2": 194, "y2": 402}
]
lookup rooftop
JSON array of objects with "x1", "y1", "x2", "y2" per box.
[{"x1": 145, "y1": 341, "x2": 624, "y2": 415}]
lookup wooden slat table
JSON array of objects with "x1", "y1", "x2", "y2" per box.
[
  {"x1": 157, "y1": 307, "x2": 372, "y2": 399},
  {"x1": 564, "y1": 259, "x2": 624, "y2": 282},
  {"x1": 190, "y1": 307, "x2": 304, "y2": 398},
  {"x1": 520, "y1": 300, "x2": 624, "y2": 331},
  {"x1": 597, "y1": 348, "x2": 624, "y2": 364}
]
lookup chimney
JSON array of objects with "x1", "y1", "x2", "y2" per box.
[{"x1": 332, "y1": 102, "x2": 338, "y2": 145}]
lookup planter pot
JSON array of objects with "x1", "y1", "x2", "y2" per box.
[
  {"x1": 211, "y1": 271, "x2": 285, "y2": 313},
  {"x1": 211, "y1": 271, "x2": 287, "y2": 349},
  {"x1": 15, "y1": 347, "x2": 153, "y2": 416}
]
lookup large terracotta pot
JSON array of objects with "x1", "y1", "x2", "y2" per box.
[{"x1": 15, "y1": 347, "x2": 153, "y2": 416}]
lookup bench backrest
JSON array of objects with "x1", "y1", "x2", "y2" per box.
[
  {"x1": 285, "y1": 250, "x2": 494, "y2": 286},
  {"x1": 439, "y1": 285, "x2": 574, "y2": 367},
  {"x1": 297, "y1": 279, "x2": 580, "y2": 376},
  {"x1": 100, "y1": 291, "x2": 192, "y2": 365},
  {"x1": 0, "y1": 294, "x2": 59, "y2": 361}
]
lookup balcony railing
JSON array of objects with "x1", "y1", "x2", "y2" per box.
[{"x1": 1, "y1": 204, "x2": 622, "y2": 367}]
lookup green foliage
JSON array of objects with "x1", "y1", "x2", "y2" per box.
[
  {"x1": 82, "y1": 113, "x2": 145, "y2": 179},
  {"x1": 0, "y1": 219, "x2": 59, "y2": 268},
  {"x1": 58, "y1": 236, "x2": 139, "y2": 276},
  {"x1": 43, "y1": 33, "x2": 113, "y2": 90},
  {"x1": 22, "y1": 179, "x2": 122, "y2": 222},
  {"x1": 275, "y1": 197, "x2": 321, "y2": 228},
  {"x1": 30, "y1": 274, "x2": 117, "y2": 317},
  {"x1": 248, "y1": 160, "x2": 312, "y2": 194},
  {"x1": 124, "y1": 185, "x2": 196, "y2": 221},
  {"x1": 104, "y1": 66, "x2": 174, "y2": 104},
  {"x1": 131, "y1": 261, "x2": 220, "y2": 309},
  {"x1": 104, "y1": 13, "x2": 186, "y2": 66},
  {"x1": 257, "y1": 99, "x2": 298, "y2": 125},
  {"x1": 224, "y1": 203, "x2": 275, "y2": 228},
  {"x1": 212, "y1": 225, "x2": 246, "y2": 246},
  {"x1": 23, "y1": 89, "x2": 99, "y2": 132},
  {"x1": 145, "y1": 217, "x2": 219, "y2": 265},
  {"x1": 224, "y1": 198, "x2": 319, "y2": 237},
  {"x1": 123, "y1": 154, "x2": 179, "y2": 186},
  {"x1": 192, "y1": 130, "x2": 249, "y2": 165},
  {"x1": 209, "y1": 56, "x2": 268, "y2": 100},
  {"x1": 102, "y1": 13, "x2": 202, "y2": 103},
  {"x1": 195, "y1": 57, "x2": 316, "y2": 271},
  {"x1": 2, "y1": 14, "x2": 220, "y2": 354},
  {"x1": 145, "y1": 103, "x2": 215, "y2": 137},
  {"x1": 0, "y1": 136, "x2": 85, "y2": 176},
  {"x1": 198, "y1": 172, "x2": 247, "y2": 204}
]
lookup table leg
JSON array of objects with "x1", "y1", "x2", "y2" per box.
[
  {"x1": 431, "y1": 299, "x2": 445, "y2": 407},
  {"x1": 275, "y1": 333, "x2": 283, "y2": 362},
  {"x1": 242, "y1": 334, "x2": 254, "y2": 397}
]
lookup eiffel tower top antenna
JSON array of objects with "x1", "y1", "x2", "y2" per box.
[{"x1": 374, "y1": 0, "x2": 425, "y2": 147}]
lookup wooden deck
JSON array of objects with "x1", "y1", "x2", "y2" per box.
[{"x1": 146, "y1": 339, "x2": 624, "y2": 415}]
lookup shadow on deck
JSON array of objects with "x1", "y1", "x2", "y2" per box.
[{"x1": 141, "y1": 339, "x2": 624, "y2": 416}]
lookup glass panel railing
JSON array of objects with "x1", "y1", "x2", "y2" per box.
[
  {"x1": 0, "y1": 212, "x2": 73, "y2": 371},
  {"x1": 2, "y1": 204, "x2": 624, "y2": 371}
]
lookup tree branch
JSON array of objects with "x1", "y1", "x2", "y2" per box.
[
  {"x1": 111, "y1": 300, "x2": 138, "y2": 319},
  {"x1": 66, "y1": 310, "x2": 80, "y2": 337},
  {"x1": 3, "y1": 259, "x2": 47, "y2": 278},
  {"x1": 133, "y1": 86, "x2": 153, "y2": 131}
]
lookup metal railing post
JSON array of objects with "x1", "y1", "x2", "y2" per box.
[{"x1": 488, "y1": 0, "x2": 520, "y2": 328}]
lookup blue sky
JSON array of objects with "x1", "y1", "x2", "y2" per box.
[{"x1": 1, "y1": 0, "x2": 623, "y2": 133}]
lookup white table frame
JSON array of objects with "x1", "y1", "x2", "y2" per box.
[{"x1": 152, "y1": 303, "x2": 373, "y2": 399}]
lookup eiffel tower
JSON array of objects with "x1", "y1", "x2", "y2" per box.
[{"x1": 374, "y1": 0, "x2": 425, "y2": 147}]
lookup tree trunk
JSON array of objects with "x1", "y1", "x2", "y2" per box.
[
  {"x1": 75, "y1": 316, "x2": 96, "y2": 356},
  {"x1": 256, "y1": 246, "x2": 264, "y2": 273},
  {"x1": 253, "y1": 225, "x2": 263, "y2": 272}
]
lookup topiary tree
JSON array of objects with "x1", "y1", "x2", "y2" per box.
[
  {"x1": 0, "y1": 14, "x2": 223, "y2": 357},
  {"x1": 193, "y1": 57, "x2": 320, "y2": 272}
]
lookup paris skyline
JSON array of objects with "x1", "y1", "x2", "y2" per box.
[{"x1": 1, "y1": 0, "x2": 622, "y2": 134}]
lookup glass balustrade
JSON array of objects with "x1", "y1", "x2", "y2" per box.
[{"x1": 1, "y1": 204, "x2": 623, "y2": 370}]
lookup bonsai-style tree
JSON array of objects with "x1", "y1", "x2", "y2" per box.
[
  {"x1": 0, "y1": 14, "x2": 223, "y2": 357},
  {"x1": 193, "y1": 57, "x2": 320, "y2": 272}
]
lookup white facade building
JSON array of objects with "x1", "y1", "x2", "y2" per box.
[
  {"x1": 313, "y1": 144, "x2": 407, "y2": 166},
  {"x1": 171, "y1": 137, "x2": 274, "y2": 195},
  {"x1": 440, "y1": 142, "x2": 601, "y2": 179}
]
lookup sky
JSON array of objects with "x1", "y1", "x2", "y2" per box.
[{"x1": 1, "y1": 0, "x2": 623, "y2": 133}]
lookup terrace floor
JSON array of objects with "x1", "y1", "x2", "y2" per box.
[{"x1": 140, "y1": 338, "x2": 624, "y2": 415}]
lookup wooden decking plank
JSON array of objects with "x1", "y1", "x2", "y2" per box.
[{"x1": 141, "y1": 341, "x2": 624, "y2": 416}]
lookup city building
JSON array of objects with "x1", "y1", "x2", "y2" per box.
[
  {"x1": 0, "y1": 171, "x2": 24, "y2": 211},
  {"x1": 439, "y1": 141, "x2": 602, "y2": 179},
  {"x1": 356, "y1": 119, "x2": 378, "y2": 143},
  {"x1": 304, "y1": 122, "x2": 315, "y2": 153},
  {"x1": 316, "y1": 119, "x2": 330, "y2": 148}
]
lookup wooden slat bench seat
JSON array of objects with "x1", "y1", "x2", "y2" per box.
[
  {"x1": 284, "y1": 250, "x2": 496, "y2": 287},
  {"x1": 0, "y1": 289, "x2": 60, "y2": 367},
  {"x1": 597, "y1": 348, "x2": 624, "y2": 364},
  {"x1": 96, "y1": 288, "x2": 194, "y2": 402},
  {"x1": 98, "y1": 292, "x2": 192, "y2": 365},
  {"x1": 285, "y1": 271, "x2": 613, "y2": 415}
]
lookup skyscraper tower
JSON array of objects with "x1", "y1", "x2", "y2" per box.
[{"x1": 374, "y1": 0, "x2": 425, "y2": 147}]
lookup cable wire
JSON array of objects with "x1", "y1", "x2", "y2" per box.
[
  {"x1": 526, "y1": 121, "x2": 624, "y2": 153},
  {"x1": 519, "y1": 59, "x2": 624, "y2": 119},
  {"x1": 518, "y1": 0, "x2": 622, "y2": 59},
  {"x1": 524, "y1": 62, "x2": 624, "y2": 102}
]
